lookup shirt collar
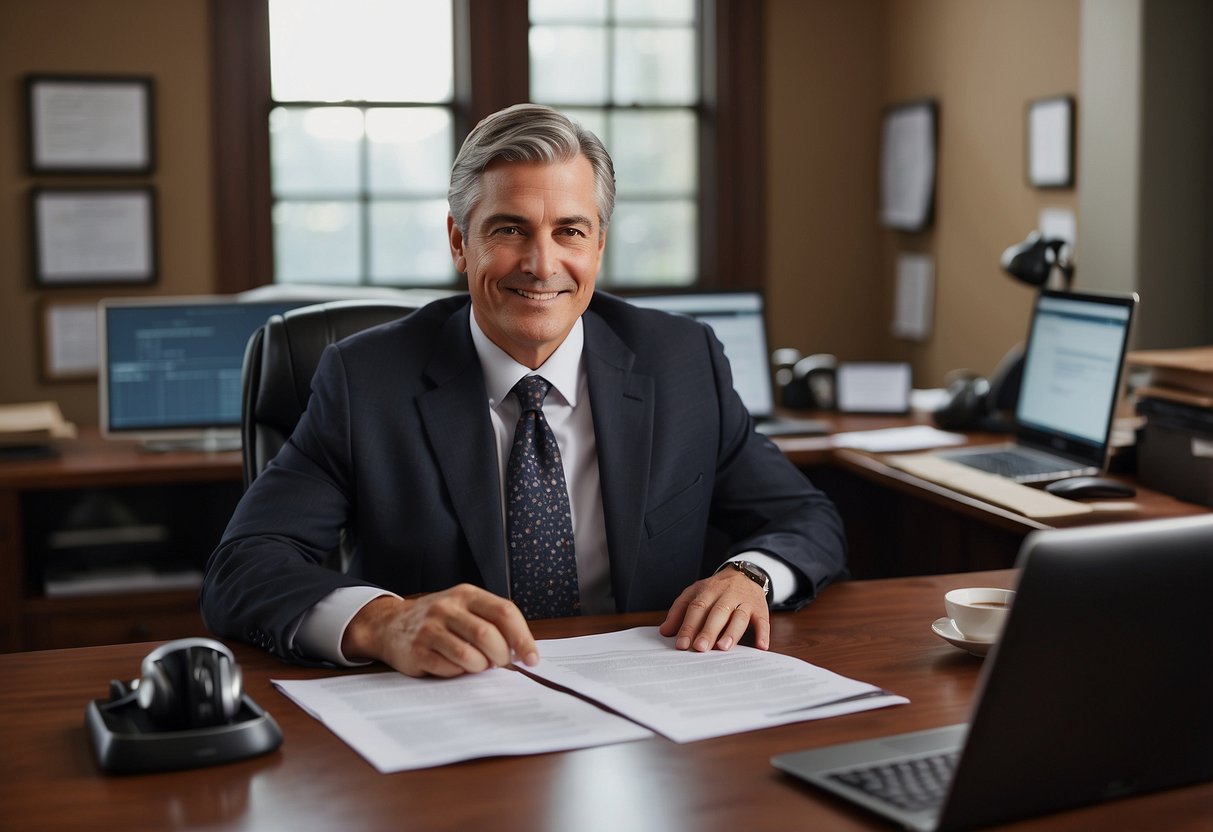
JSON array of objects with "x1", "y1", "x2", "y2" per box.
[{"x1": 469, "y1": 312, "x2": 584, "y2": 409}]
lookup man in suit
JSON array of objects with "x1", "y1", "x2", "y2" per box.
[{"x1": 201, "y1": 104, "x2": 846, "y2": 678}]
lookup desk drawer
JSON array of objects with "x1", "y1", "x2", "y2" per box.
[{"x1": 21, "y1": 593, "x2": 208, "y2": 651}]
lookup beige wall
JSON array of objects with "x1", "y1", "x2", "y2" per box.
[
  {"x1": 0, "y1": 0, "x2": 1104, "y2": 428},
  {"x1": 0, "y1": 0, "x2": 213, "y2": 426},
  {"x1": 766, "y1": 0, "x2": 1080, "y2": 387}
]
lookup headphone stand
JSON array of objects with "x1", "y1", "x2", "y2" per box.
[{"x1": 86, "y1": 693, "x2": 282, "y2": 774}]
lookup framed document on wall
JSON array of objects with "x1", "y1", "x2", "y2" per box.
[
  {"x1": 30, "y1": 187, "x2": 158, "y2": 287},
  {"x1": 25, "y1": 74, "x2": 155, "y2": 175},
  {"x1": 1027, "y1": 95, "x2": 1075, "y2": 188},
  {"x1": 879, "y1": 100, "x2": 938, "y2": 232},
  {"x1": 39, "y1": 298, "x2": 101, "y2": 382}
]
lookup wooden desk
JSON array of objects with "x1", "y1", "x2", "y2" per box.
[
  {"x1": 0, "y1": 428, "x2": 242, "y2": 652},
  {"x1": 0, "y1": 420, "x2": 1205, "y2": 653},
  {"x1": 1, "y1": 570, "x2": 1209, "y2": 831},
  {"x1": 772, "y1": 413, "x2": 1208, "y2": 579}
]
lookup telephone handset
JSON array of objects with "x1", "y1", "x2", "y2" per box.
[
  {"x1": 773, "y1": 350, "x2": 838, "y2": 410},
  {"x1": 932, "y1": 345, "x2": 1024, "y2": 432}
]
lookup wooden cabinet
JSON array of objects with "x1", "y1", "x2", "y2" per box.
[{"x1": 0, "y1": 430, "x2": 242, "y2": 652}]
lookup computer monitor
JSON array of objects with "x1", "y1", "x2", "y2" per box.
[
  {"x1": 99, "y1": 297, "x2": 310, "y2": 451},
  {"x1": 627, "y1": 292, "x2": 777, "y2": 419}
]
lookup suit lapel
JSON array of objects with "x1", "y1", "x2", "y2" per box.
[
  {"x1": 417, "y1": 305, "x2": 509, "y2": 598},
  {"x1": 583, "y1": 311, "x2": 653, "y2": 611}
]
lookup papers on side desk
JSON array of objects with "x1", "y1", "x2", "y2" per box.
[{"x1": 273, "y1": 626, "x2": 906, "y2": 772}]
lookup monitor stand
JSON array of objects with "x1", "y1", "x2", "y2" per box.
[{"x1": 139, "y1": 430, "x2": 242, "y2": 454}]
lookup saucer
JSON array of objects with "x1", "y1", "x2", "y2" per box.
[{"x1": 932, "y1": 617, "x2": 994, "y2": 657}]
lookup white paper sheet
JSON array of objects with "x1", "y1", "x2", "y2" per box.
[
  {"x1": 273, "y1": 668, "x2": 653, "y2": 772},
  {"x1": 832, "y1": 424, "x2": 967, "y2": 453},
  {"x1": 522, "y1": 627, "x2": 907, "y2": 743}
]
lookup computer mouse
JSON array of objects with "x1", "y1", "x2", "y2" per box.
[{"x1": 1044, "y1": 476, "x2": 1137, "y2": 499}]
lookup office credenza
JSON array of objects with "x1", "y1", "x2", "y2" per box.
[
  {"x1": 0, "y1": 428, "x2": 241, "y2": 652},
  {"x1": 0, "y1": 420, "x2": 1206, "y2": 653},
  {"x1": 2, "y1": 570, "x2": 1210, "y2": 831}
]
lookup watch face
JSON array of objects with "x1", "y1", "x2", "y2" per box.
[{"x1": 736, "y1": 561, "x2": 770, "y2": 592}]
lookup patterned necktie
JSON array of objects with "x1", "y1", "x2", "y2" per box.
[{"x1": 506, "y1": 375, "x2": 580, "y2": 619}]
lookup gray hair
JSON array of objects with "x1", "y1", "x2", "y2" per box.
[{"x1": 448, "y1": 103, "x2": 616, "y2": 239}]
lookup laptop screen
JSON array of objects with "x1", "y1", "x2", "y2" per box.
[
  {"x1": 628, "y1": 292, "x2": 776, "y2": 419},
  {"x1": 1015, "y1": 290, "x2": 1136, "y2": 461}
]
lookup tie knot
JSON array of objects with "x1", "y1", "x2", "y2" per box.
[{"x1": 512, "y1": 375, "x2": 552, "y2": 413}]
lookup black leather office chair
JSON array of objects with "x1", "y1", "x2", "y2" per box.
[{"x1": 240, "y1": 299, "x2": 419, "y2": 489}]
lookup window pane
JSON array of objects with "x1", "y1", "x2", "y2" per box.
[
  {"x1": 614, "y1": 0, "x2": 695, "y2": 24},
  {"x1": 271, "y1": 107, "x2": 362, "y2": 196},
  {"x1": 606, "y1": 200, "x2": 696, "y2": 286},
  {"x1": 273, "y1": 201, "x2": 362, "y2": 283},
  {"x1": 613, "y1": 27, "x2": 696, "y2": 105},
  {"x1": 369, "y1": 200, "x2": 453, "y2": 285},
  {"x1": 611, "y1": 110, "x2": 696, "y2": 195},
  {"x1": 560, "y1": 108, "x2": 607, "y2": 142},
  {"x1": 529, "y1": 26, "x2": 608, "y2": 104},
  {"x1": 529, "y1": 0, "x2": 606, "y2": 23},
  {"x1": 269, "y1": 0, "x2": 452, "y2": 102},
  {"x1": 367, "y1": 108, "x2": 453, "y2": 195}
]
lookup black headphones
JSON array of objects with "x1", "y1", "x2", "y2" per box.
[{"x1": 108, "y1": 638, "x2": 243, "y2": 730}]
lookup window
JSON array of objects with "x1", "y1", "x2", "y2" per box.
[
  {"x1": 267, "y1": 0, "x2": 455, "y2": 285},
  {"x1": 530, "y1": 0, "x2": 699, "y2": 286},
  {"x1": 212, "y1": 1, "x2": 764, "y2": 294}
]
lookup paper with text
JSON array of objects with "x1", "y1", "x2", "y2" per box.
[
  {"x1": 522, "y1": 627, "x2": 907, "y2": 743},
  {"x1": 273, "y1": 668, "x2": 652, "y2": 772}
]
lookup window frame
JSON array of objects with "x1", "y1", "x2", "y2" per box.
[{"x1": 210, "y1": 0, "x2": 763, "y2": 295}]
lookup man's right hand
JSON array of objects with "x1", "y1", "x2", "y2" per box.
[{"x1": 340, "y1": 585, "x2": 539, "y2": 677}]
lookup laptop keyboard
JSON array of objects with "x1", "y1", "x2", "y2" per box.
[
  {"x1": 950, "y1": 450, "x2": 1085, "y2": 481},
  {"x1": 828, "y1": 751, "x2": 958, "y2": 813}
]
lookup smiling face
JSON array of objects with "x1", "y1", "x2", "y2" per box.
[{"x1": 449, "y1": 157, "x2": 605, "y2": 369}]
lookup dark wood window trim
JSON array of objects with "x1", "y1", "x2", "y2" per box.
[{"x1": 210, "y1": 0, "x2": 763, "y2": 294}]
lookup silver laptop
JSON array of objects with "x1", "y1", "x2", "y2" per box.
[
  {"x1": 938, "y1": 289, "x2": 1137, "y2": 482},
  {"x1": 628, "y1": 292, "x2": 828, "y2": 436},
  {"x1": 772, "y1": 514, "x2": 1213, "y2": 831}
]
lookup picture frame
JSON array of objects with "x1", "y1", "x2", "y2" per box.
[
  {"x1": 30, "y1": 187, "x2": 158, "y2": 287},
  {"x1": 39, "y1": 298, "x2": 101, "y2": 382},
  {"x1": 25, "y1": 74, "x2": 155, "y2": 175},
  {"x1": 879, "y1": 100, "x2": 938, "y2": 232},
  {"x1": 1027, "y1": 95, "x2": 1075, "y2": 188}
]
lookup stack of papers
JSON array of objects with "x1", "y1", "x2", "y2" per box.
[
  {"x1": 0, "y1": 401, "x2": 77, "y2": 447},
  {"x1": 274, "y1": 626, "x2": 907, "y2": 772}
]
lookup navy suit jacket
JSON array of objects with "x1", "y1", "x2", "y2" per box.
[{"x1": 200, "y1": 292, "x2": 846, "y2": 661}]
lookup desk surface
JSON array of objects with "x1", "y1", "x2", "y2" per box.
[{"x1": 2, "y1": 571, "x2": 1209, "y2": 832}]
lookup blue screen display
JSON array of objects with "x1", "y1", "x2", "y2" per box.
[{"x1": 104, "y1": 301, "x2": 305, "y2": 431}]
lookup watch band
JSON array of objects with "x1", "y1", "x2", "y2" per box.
[{"x1": 717, "y1": 560, "x2": 772, "y2": 603}]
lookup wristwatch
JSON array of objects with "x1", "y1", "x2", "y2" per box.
[{"x1": 717, "y1": 560, "x2": 772, "y2": 603}]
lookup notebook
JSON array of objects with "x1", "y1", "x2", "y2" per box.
[
  {"x1": 772, "y1": 514, "x2": 1213, "y2": 831},
  {"x1": 628, "y1": 292, "x2": 828, "y2": 436},
  {"x1": 935, "y1": 289, "x2": 1137, "y2": 483}
]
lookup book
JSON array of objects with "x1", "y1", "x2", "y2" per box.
[{"x1": 1128, "y1": 346, "x2": 1213, "y2": 397}]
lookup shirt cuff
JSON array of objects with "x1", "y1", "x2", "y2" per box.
[
  {"x1": 726, "y1": 551, "x2": 799, "y2": 606},
  {"x1": 293, "y1": 585, "x2": 400, "y2": 666}
]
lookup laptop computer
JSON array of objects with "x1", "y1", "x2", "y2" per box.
[
  {"x1": 771, "y1": 514, "x2": 1213, "y2": 831},
  {"x1": 936, "y1": 289, "x2": 1137, "y2": 483},
  {"x1": 628, "y1": 292, "x2": 828, "y2": 436}
]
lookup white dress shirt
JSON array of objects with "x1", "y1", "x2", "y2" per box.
[{"x1": 293, "y1": 313, "x2": 798, "y2": 664}]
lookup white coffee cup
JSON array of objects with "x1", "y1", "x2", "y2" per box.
[{"x1": 945, "y1": 587, "x2": 1016, "y2": 643}]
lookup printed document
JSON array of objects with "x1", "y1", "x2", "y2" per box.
[
  {"x1": 522, "y1": 627, "x2": 907, "y2": 743},
  {"x1": 273, "y1": 667, "x2": 652, "y2": 772}
]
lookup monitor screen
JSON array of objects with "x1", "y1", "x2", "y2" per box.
[
  {"x1": 1016, "y1": 292, "x2": 1135, "y2": 448},
  {"x1": 627, "y1": 292, "x2": 776, "y2": 418},
  {"x1": 100, "y1": 297, "x2": 309, "y2": 450}
]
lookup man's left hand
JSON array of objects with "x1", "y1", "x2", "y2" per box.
[{"x1": 658, "y1": 569, "x2": 770, "y2": 652}]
